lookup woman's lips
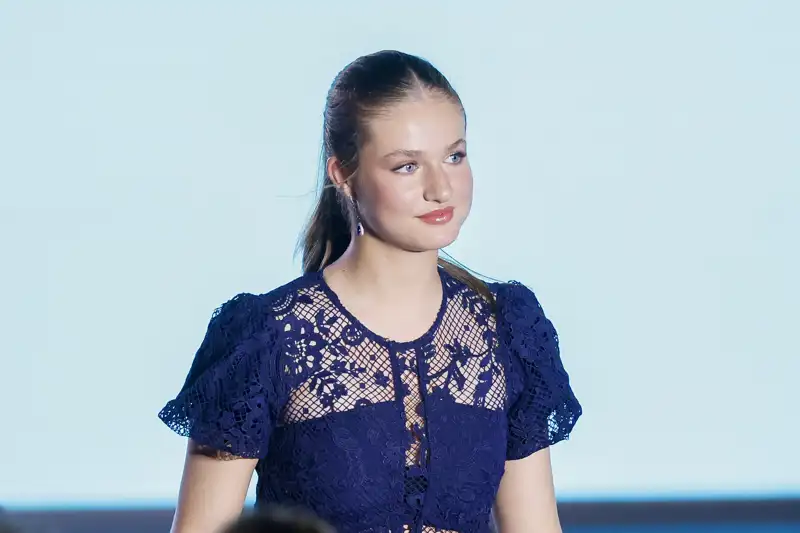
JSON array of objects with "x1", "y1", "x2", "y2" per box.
[{"x1": 417, "y1": 206, "x2": 454, "y2": 225}]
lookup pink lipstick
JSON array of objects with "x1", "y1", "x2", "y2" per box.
[{"x1": 417, "y1": 206, "x2": 454, "y2": 225}]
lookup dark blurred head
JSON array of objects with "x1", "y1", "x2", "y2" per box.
[
  {"x1": 222, "y1": 507, "x2": 334, "y2": 533},
  {"x1": 0, "y1": 507, "x2": 21, "y2": 533}
]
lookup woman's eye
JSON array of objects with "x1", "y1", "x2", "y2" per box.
[
  {"x1": 447, "y1": 151, "x2": 467, "y2": 164},
  {"x1": 394, "y1": 162, "x2": 418, "y2": 173}
]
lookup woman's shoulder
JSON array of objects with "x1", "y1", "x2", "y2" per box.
[
  {"x1": 487, "y1": 279, "x2": 543, "y2": 312},
  {"x1": 485, "y1": 279, "x2": 553, "y2": 347},
  {"x1": 438, "y1": 267, "x2": 544, "y2": 319},
  {"x1": 160, "y1": 276, "x2": 322, "y2": 459},
  {"x1": 194, "y1": 272, "x2": 320, "y2": 352},
  {"x1": 216, "y1": 271, "x2": 320, "y2": 317},
  {"x1": 177, "y1": 272, "x2": 320, "y2": 387}
]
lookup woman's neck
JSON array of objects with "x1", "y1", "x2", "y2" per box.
[{"x1": 324, "y1": 234, "x2": 441, "y2": 304}]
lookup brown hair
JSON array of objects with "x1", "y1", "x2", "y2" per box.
[{"x1": 299, "y1": 50, "x2": 495, "y2": 305}]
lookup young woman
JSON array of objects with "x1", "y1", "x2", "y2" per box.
[{"x1": 159, "y1": 50, "x2": 582, "y2": 533}]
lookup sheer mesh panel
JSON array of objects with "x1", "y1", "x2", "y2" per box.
[
  {"x1": 397, "y1": 347, "x2": 428, "y2": 466},
  {"x1": 279, "y1": 286, "x2": 396, "y2": 424},
  {"x1": 428, "y1": 297, "x2": 505, "y2": 411}
]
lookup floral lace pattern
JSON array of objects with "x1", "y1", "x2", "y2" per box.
[{"x1": 159, "y1": 268, "x2": 581, "y2": 533}]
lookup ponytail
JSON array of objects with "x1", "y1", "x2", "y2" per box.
[
  {"x1": 438, "y1": 256, "x2": 497, "y2": 309},
  {"x1": 299, "y1": 180, "x2": 354, "y2": 274}
]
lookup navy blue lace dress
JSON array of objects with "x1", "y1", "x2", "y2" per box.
[{"x1": 159, "y1": 267, "x2": 581, "y2": 533}]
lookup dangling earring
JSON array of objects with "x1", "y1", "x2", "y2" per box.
[{"x1": 351, "y1": 197, "x2": 364, "y2": 236}]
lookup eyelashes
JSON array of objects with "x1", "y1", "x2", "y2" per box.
[
  {"x1": 392, "y1": 151, "x2": 468, "y2": 174},
  {"x1": 447, "y1": 151, "x2": 467, "y2": 164},
  {"x1": 393, "y1": 162, "x2": 417, "y2": 174}
]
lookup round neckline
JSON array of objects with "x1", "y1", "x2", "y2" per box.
[{"x1": 314, "y1": 266, "x2": 449, "y2": 348}]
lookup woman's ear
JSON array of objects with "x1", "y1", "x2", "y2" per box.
[{"x1": 326, "y1": 156, "x2": 354, "y2": 199}]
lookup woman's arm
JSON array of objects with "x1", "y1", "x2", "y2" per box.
[
  {"x1": 170, "y1": 439, "x2": 258, "y2": 533},
  {"x1": 494, "y1": 447, "x2": 561, "y2": 533}
]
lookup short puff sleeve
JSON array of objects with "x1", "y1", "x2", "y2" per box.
[
  {"x1": 158, "y1": 293, "x2": 281, "y2": 459},
  {"x1": 496, "y1": 282, "x2": 582, "y2": 460}
]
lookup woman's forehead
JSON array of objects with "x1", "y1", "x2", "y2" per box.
[{"x1": 363, "y1": 97, "x2": 465, "y2": 155}]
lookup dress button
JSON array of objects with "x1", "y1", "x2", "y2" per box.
[{"x1": 405, "y1": 492, "x2": 424, "y2": 509}]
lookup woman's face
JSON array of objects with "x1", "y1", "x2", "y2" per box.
[{"x1": 352, "y1": 92, "x2": 473, "y2": 253}]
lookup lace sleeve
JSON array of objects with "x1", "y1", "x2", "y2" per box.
[
  {"x1": 158, "y1": 293, "x2": 280, "y2": 459},
  {"x1": 496, "y1": 282, "x2": 582, "y2": 460}
]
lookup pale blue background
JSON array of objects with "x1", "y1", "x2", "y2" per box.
[{"x1": 1, "y1": 1, "x2": 798, "y2": 508}]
